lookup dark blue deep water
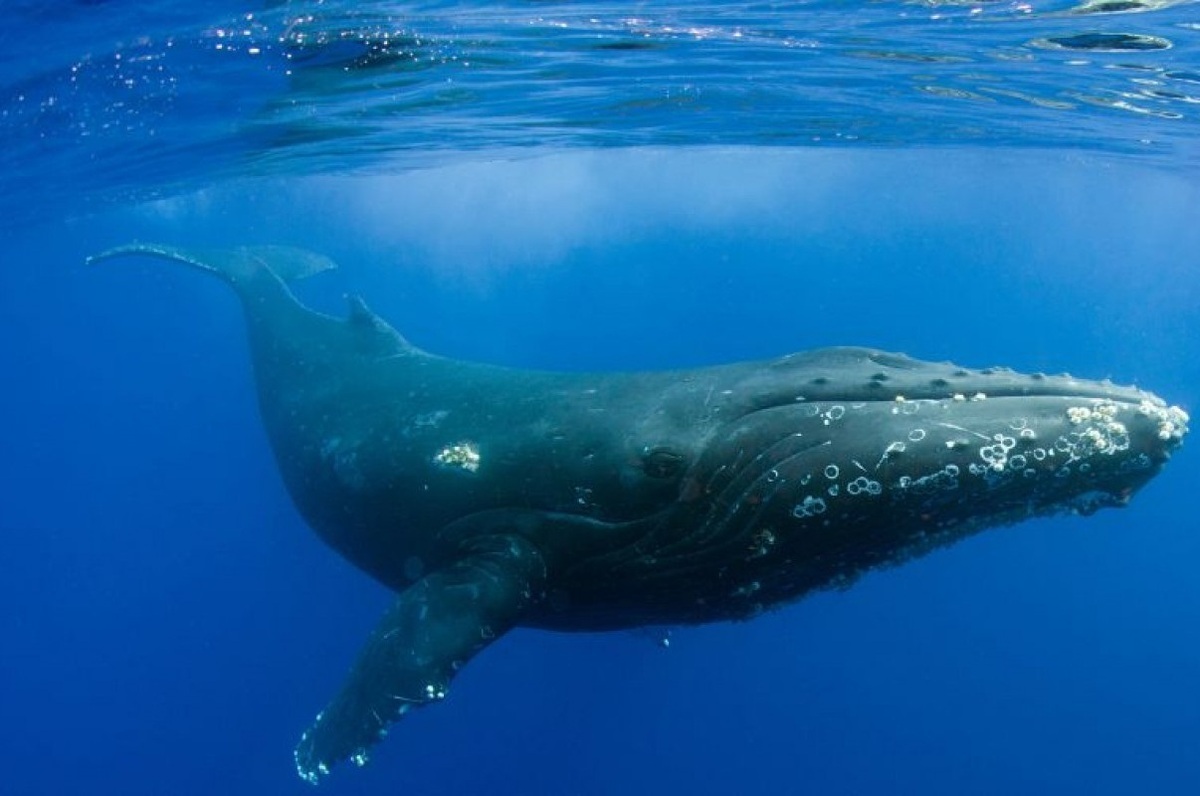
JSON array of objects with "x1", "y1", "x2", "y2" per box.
[{"x1": 3, "y1": 3, "x2": 1200, "y2": 795}]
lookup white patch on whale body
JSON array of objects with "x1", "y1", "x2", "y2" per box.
[{"x1": 432, "y1": 441, "x2": 481, "y2": 473}]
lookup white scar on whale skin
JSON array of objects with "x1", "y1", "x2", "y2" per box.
[{"x1": 936, "y1": 421, "x2": 992, "y2": 441}]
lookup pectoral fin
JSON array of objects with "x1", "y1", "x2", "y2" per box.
[{"x1": 294, "y1": 535, "x2": 547, "y2": 783}]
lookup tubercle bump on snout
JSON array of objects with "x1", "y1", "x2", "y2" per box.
[{"x1": 766, "y1": 348, "x2": 1167, "y2": 410}]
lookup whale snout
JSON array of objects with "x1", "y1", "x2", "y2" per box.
[
  {"x1": 1012, "y1": 394, "x2": 1187, "y2": 512},
  {"x1": 872, "y1": 391, "x2": 1188, "y2": 522},
  {"x1": 1054, "y1": 395, "x2": 1188, "y2": 507},
  {"x1": 1116, "y1": 398, "x2": 1188, "y2": 464}
]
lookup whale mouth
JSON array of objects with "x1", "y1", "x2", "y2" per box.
[{"x1": 1068, "y1": 488, "x2": 1131, "y2": 516}]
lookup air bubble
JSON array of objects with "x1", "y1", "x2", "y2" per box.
[
  {"x1": 848, "y1": 476, "x2": 880, "y2": 496},
  {"x1": 908, "y1": 428, "x2": 927, "y2": 442},
  {"x1": 981, "y1": 445, "x2": 1005, "y2": 464},
  {"x1": 824, "y1": 464, "x2": 840, "y2": 479},
  {"x1": 791, "y1": 495, "x2": 828, "y2": 518}
]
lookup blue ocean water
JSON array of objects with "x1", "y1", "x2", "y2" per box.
[{"x1": 2, "y1": 3, "x2": 1199, "y2": 795}]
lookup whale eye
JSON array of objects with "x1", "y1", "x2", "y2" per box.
[{"x1": 641, "y1": 447, "x2": 685, "y2": 479}]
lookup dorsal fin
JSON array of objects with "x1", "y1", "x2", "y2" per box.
[{"x1": 346, "y1": 294, "x2": 422, "y2": 357}]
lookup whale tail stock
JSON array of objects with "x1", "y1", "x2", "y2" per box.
[
  {"x1": 86, "y1": 242, "x2": 337, "y2": 286},
  {"x1": 88, "y1": 242, "x2": 421, "y2": 370}
]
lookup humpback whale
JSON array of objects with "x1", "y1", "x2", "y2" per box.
[{"x1": 90, "y1": 243, "x2": 1188, "y2": 783}]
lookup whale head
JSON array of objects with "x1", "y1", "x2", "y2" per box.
[{"x1": 655, "y1": 348, "x2": 1188, "y2": 612}]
